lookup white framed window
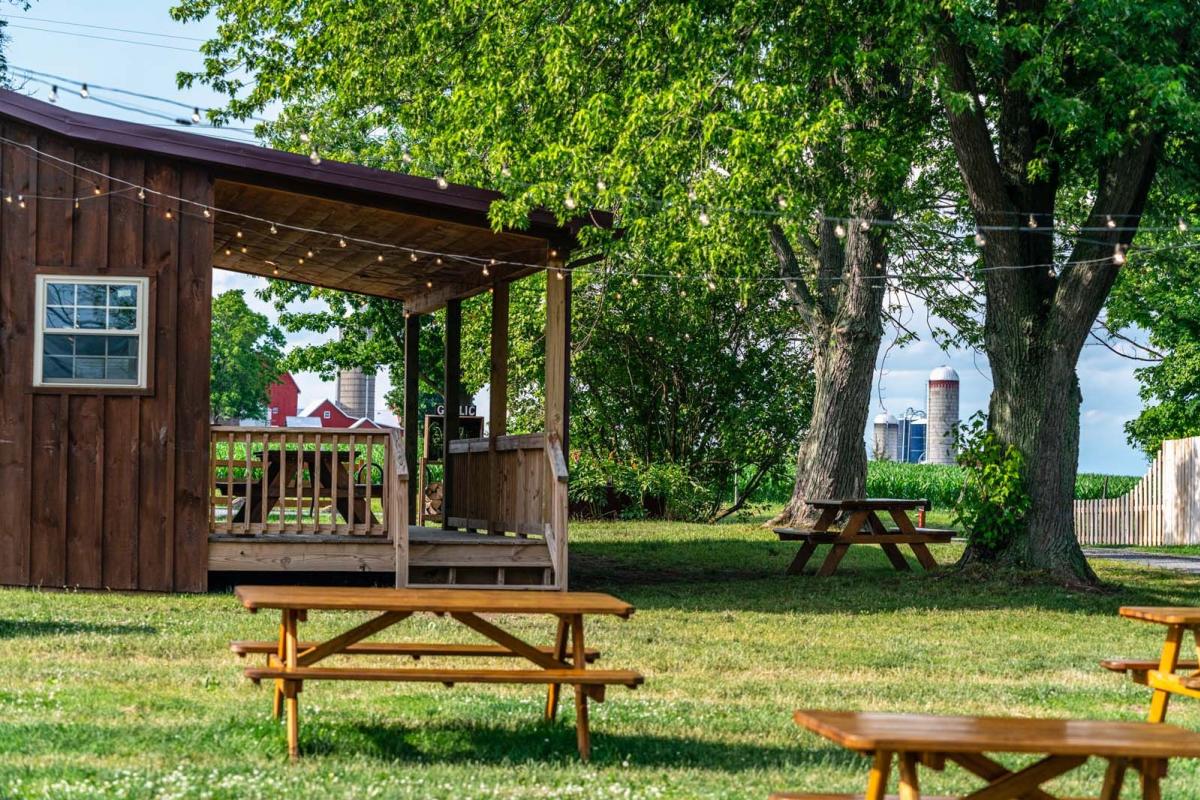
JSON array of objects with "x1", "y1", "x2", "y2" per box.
[
  {"x1": 322, "y1": 410, "x2": 331, "y2": 419},
  {"x1": 34, "y1": 275, "x2": 150, "y2": 389}
]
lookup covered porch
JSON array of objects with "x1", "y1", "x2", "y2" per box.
[{"x1": 202, "y1": 157, "x2": 581, "y2": 589}]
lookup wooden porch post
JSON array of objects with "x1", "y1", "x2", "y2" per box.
[
  {"x1": 443, "y1": 299, "x2": 462, "y2": 531},
  {"x1": 545, "y1": 264, "x2": 571, "y2": 451},
  {"x1": 404, "y1": 312, "x2": 420, "y2": 520},
  {"x1": 489, "y1": 283, "x2": 510, "y2": 535}
]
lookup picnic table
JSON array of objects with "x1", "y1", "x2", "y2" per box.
[
  {"x1": 773, "y1": 709, "x2": 1200, "y2": 800},
  {"x1": 774, "y1": 498, "x2": 954, "y2": 576},
  {"x1": 230, "y1": 585, "x2": 644, "y2": 761},
  {"x1": 220, "y1": 449, "x2": 379, "y2": 526},
  {"x1": 1102, "y1": 606, "x2": 1200, "y2": 723}
]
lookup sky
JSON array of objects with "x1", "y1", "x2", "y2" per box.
[{"x1": 2, "y1": 2, "x2": 1153, "y2": 475}]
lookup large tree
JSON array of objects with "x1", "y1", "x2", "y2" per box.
[
  {"x1": 930, "y1": 0, "x2": 1200, "y2": 581},
  {"x1": 174, "y1": 0, "x2": 947, "y2": 527},
  {"x1": 209, "y1": 289, "x2": 286, "y2": 423}
]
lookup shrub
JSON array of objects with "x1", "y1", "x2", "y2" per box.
[
  {"x1": 952, "y1": 413, "x2": 1031, "y2": 555},
  {"x1": 568, "y1": 454, "x2": 716, "y2": 521}
]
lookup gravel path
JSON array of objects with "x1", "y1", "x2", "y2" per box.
[{"x1": 1085, "y1": 549, "x2": 1200, "y2": 575}]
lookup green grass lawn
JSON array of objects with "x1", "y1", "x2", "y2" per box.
[{"x1": 3, "y1": 518, "x2": 1200, "y2": 799}]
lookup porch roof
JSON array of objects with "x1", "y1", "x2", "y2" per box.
[{"x1": 0, "y1": 89, "x2": 604, "y2": 312}]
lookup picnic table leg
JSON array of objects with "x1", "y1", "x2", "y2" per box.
[
  {"x1": 1149, "y1": 625, "x2": 1183, "y2": 723},
  {"x1": 908, "y1": 542, "x2": 939, "y2": 571},
  {"x1": 570, "y1": 614, "x2": 591, "y2": 761},
  {"x1": 272, "y1": 619, "x2": 285, "y2": 720},
  {"x1": 815, "y1": 544, "x2": 850, "y2": 577},
  {"x1": 787, "y1": 540, "x2": 820, "y2": 575},
  {"x1": 283, "y1": 609, "x2": 302, "y2": 761},
  {"x1": 897, "y1": 752, "x2": 920, "y2": 800},
  {"x1": 864, "y1": 750, "x2": 893, "y2": 800},
  {"x1": 1138, "y1": 758, "x2": 1165, "y2": 800},
  {"x1": 1099, "y1": 758, "x2": 1127, "y2": 800},
  {"x1": 545, "y1": 616, "x2": 569, "y2": 722}
]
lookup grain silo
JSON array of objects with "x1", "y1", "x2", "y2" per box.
[
  {"x1": 872, "y1": 412, "x2": 900, "y2": 461},
  {"x1": 925, "y1": 365, "x2": 960, "y2": 465},
  {"x1": 336, "y1": 367, "x2": 375, "y2": 421}
]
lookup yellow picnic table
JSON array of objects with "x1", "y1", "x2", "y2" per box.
[
  {"x1": 1102, "y1": 606, "x2": 1200, "y2": 722},
  {"x1": 231, "y1": 585, "x2": 644, "y2": 761}
]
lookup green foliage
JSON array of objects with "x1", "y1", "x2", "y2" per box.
[
  {"x1": 209, "y1": 290, "x2": 286, "y2": 422},
  {"x1": 568, "y1": 455, "x2": 715, "y2": 522},
  {"x1": 952, "y1": 413, "x2": 1031, "y2": 555},
  {"x1": 864, "y1": 461, "x2": 1138, "y2": 508},
  {"x1": 1106, "y1": 160, "x2": 1200, "y2": 457}
]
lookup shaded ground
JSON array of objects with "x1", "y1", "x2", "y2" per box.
[
  {"x1": 1085, "y1": 548, "x2": 1200, "y2": 575},
  {"x1": 1, "y1": 518, "x2": 1199, "y2": 799}
]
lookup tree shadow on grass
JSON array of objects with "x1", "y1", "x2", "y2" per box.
[
  {"x1": 567, "y1": 537, "x2": 1200, "y2": 616},
  {"x1": 310, "y1": 718, "x2": 853, "y2": 771},
  {"x1": 0, "y1": 618, "x2": 157, "y2": 638}
]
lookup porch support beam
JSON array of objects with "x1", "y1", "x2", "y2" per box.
[
  {"x1": 488, "y1": 282, "x2": 510, "y2": 535},
  {"x1": 442, "y1": 298, "x2": 462, "y2": 530},
  {"x1": 403, "y1": 311, "x2": 421, "y2": 519},
  {"x1": 545, "y1": 260, "x2": 571, "y2": 452}
]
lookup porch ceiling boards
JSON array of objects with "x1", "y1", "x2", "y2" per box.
[{"x1": 212, "y1": 181, "x2": 549, "y2": 309}]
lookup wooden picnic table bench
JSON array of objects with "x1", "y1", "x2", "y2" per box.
[
  {"x1": 1102, "y1": 606, "x2": 1200, "y2": 723},
  {"x1": 775, "y1": 498, "x2": 954, "y2": 577},
  {"x1": 231, "y1": 585, "x2": 643, "y2": 761},
  {"x1": 773, "y1": 709, "x2": 1200, "y2": 800}
]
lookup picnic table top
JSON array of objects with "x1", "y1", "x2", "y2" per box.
[
  {"x1": 1120, "y1": 606, "x2": 1200, "y2": 625},
  {"x1": 793, "y1": 710, "x2": 1200, "y2": 759},
  {"x1": 234, "y1": 585, "x2": 635, "y2": 617},
  {"x1": 805, "y1": 498, "x2": 930, "y2": 511}
]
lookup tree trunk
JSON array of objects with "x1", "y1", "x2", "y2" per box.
[
  {"x1": 770, "y1": 215, "x2": 887, "y2": 529},
  {"x1": 777, "y1": 317, "x2": 882, "y2": 527},
  {"x1": 984, "y1": 331, "x2": 1097, "y2": 582}
]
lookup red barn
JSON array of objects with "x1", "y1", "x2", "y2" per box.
[
  {"x1": 267, "y1": 373, "x2": 299, "y2": 427},
  {"x1": 298, "y1": 398, "x2": 381, "y2": 429}
]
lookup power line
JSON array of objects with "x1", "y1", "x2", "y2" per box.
[
  {"x1": 0, "y1": 13, "x2": 210, "y2": 42},
  {"x1": 1, "y1": 22, "x2": 201, "y2": 53}
]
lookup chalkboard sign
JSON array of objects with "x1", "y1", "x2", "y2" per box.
[{"x1": 422, "y1": 413, "x2": 484, "y2": 461}]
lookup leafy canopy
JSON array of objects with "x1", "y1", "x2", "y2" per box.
[{"x1": 210, "y1": 289, "x2": 286, "y2": 422}]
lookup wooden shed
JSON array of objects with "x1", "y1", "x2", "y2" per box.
[{"x1": 0, "y1": 90, "x2": 592, "y2": 592}]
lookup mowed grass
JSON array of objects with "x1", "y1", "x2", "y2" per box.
[{"x1": 2, "y1": 519, "x2": 1200, "y2": 799}]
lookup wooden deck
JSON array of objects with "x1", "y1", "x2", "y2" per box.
[{"x1": 210, "y1": 526, "x2": 557, "y2": 587}]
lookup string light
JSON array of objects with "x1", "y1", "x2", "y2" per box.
[
  {"x1": 73, "y1": 198, "x2": 79, "y2": 209},
  {"x1": 1106, "y1": 215, "x2": 1117, "y2": 229},
  {"x1": 137, "y1": 188, "x2": 145, "y2": 200},
  {"x1": 164, "y1": 209, "x2": 172, "y2": 219},
  {"x1": 47, "y1": 85, "x2": 58, "y2": 103},
  {"x1": 191, "y1": 107, "x2": 200, "y2": 124},
  {"x1": 698, "y1": 211, "x2": 710, "y2": 226},
  {"x1": 777, "y1": 197, "x2": 787, "y2": 209},
  {"x1": 79, "y1": 83, "x2": 88, "y2": 98},
  {"x1": 425, "y1": 280, "x2": 433, "y2": 288},
  {"x1": 339, "y1": 238, "x2": 347, "y2": 248},
  {"x1": 1179, "y1": 218, "x2": 1189, "y2": 232},
  {"x1": 236, "y1": 230, "x2": 243, "y2": 239},
  {"x1": 17, "y1": 195, "x2": 25, "y2": 209},
  {"x1": 596, "y1": 179, "x2": 607, "y2": 191},
  {"x1": 834, "y1": 223, "x2": 846, "y2": 238},
  {"x1": 859, "y1": 220, "x2": 870, "y2": 232},
  {"x1": 377, "y1": 254, "x2": 384, "y2": 262},
  {"x1": 482, "y1": 264, "x2": 490, "y2": 276},
  {"x1": 202, "y1": 207, "x2": 211, "y2": 218},
  {"x1": 306, "y1": 250, "x2": 314, "y2": 258},
  {"x1": 269, "y1": 223, "x2": 277, "y2": 234},
  {"x1": 564, "y1": 194, "x2": 576, "y2": 210},
  {"x1": 500, "y1": 164, "x2": 511, "y2": 178},
  {"x1": 435, "y1": 175, "x2": 448, "y2": 190},
  {"x1": 92, "y1": 186, "x2": 101, "y2": 195},
  {"x1": 1027, "y1": 214, "x2": 1038, "y2": 229},
  {"x1": 409, "y1": 251, "x2": 418, "y2": 262},
  {"x1": 224, "y1": 248, "x2": 232, "y2": 256},
  {"x1": 556, "y1": 269, "x2": 564, "y2": 280},
  {"x1": 1113, "y1": 244, "x2": 1126, "y2": 265},
  {"x1": 974, "y1": 230, "x2": 987, "y2": 247},
  {"x1": 309, "y1": 150, "x2": 321, "y2": 166}
]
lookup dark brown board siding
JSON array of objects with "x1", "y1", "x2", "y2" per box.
[{"x1": 0, "y1": 123, "x2": 212, "y2": 591}]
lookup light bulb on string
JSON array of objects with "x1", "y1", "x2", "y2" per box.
[
  {"x1": 137, "y1": 188, "x2": 145, "y2": 200},
  {"x1": 974, "y1": 230, "x2": 987, "y2": 247},
  {"x1": 1106, "y1": 215, "x2": 1116, "y2": 229},
  {"x1": 401, "y1": 150, "x2": 413, "y2": 164},
  {"x1": 309, "y1": 150, "x2": 321, "y2": 166},
  {"x1": 17, "y1": 195, "x2": 25, "y2": 209},
  {"x1": 777, "y1": 197, "x2": 787, "y2": 209},
  {"x1": 298, "y1": 257, "x2": 305, "y2": 265},
  {"x1": 500, "y1": 164, "x2": 511, "y2": 178},
  {"x1": 707, "y1": 279, "x2": 717, "y2": 291},
  {"x1": 482, "y1": 265, "x2": 490, "y2": 277},
  {"x1": 409, "y1": 251, "x2": 418, "y2": 262},
  {"x1": 191, "y1": 108, "x2": 201, "y2": 124},
  {"x1": 74, "y1": 198, "x2": 79, "y2": 209},
  {"x1": 1179, "y1": 218, "x2": 1189, "y2": 232},
  {"x1": 93, "y1": 186, "x2": 102, "y2": 196},
  {"x1": 834, "y1": 223, "x2": 846, "y2": 238},
  {"x1": 1027, "y1": 214, "x2": 1038, "y2": 229},
  {"x1": 339, "y1": 238, "x2": 347, "y2": 248},
  {"x1": 631, "y1": 276, "x2": 639, "y2": 286},
  {"x1": 225, "y1": 248, "x2": 232, "y2": 256},
  {"x1": 859, "y1": 220, "x2": 870, "y2": 232},
  {"x1": 240, "y1": 246, "x2": 247, "y2": 254},
  {"x1": 4, "y1": 195, "x2": 11, "y2": 204},
  {"x1": 299, "y1": 133, "x2": 311, "y2": 144},
  {"x1": 164, "y1": 209, "x2": 173, "y2": 220},
  {"x1": 435, "y1": 175, "x2": 449, "y2": 190},
  {"x1": 48, "y1": 85, "x2": 58, "y2": 103},
  {"x1": 269, "y1": 223, "x2": 278, "y2": 234},
  {"x1": 306, "y1": 250, "x2": 314, "y2": 258},
  {"x1": 596, "y1": 179, "x2": 607, "y2": 191},
  {"x1": 426, "y1": 280, "x2": 433, "y2": 288},
  {"x1": 698, "y1": 211, "x2": 710, "y2": 226},
  {"x1": 556, "y1": 270, "x2": 564, "y2": 280},
  {"x1": 236, "y1": 230, "x2": 243, "y2": 239},
  {"x1": 79, "y1": 83, "x2": 89, "y2": 99},
  {"x1": 202, "y1": 207, "x2": 211, "y2": 218},
  {"x1": 1113, "y1": 244, "x2": 1126, "y2": 265},
  {"x1": 377, "y1": 254, "x2": 384, "y2": 263},
  {"x1": 435, "y1": 257, "x2": 443, "y2": 265}
]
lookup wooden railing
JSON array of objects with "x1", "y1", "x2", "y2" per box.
[
  {"x1": 209, "y1": 426, "x2": 394, "y2": 537},
  {"x1": 444, "y1": 430, "x2": 568, "y2": 587},
  {"x1": 389, "y1": 427, "x2": 410, "y2": 587}
]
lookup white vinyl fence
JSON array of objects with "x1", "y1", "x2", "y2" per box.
[{"x1": 1074, "y1": 436, "x2": 1200, "y2": 546}]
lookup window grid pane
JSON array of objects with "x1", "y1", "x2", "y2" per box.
[{"x1": 39, "y1": 279, "x2": 145, "y2": 387}]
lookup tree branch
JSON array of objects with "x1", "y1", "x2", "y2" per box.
[{"x1": 769, "y1": 222, "x2": 830, "y2": 328}]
